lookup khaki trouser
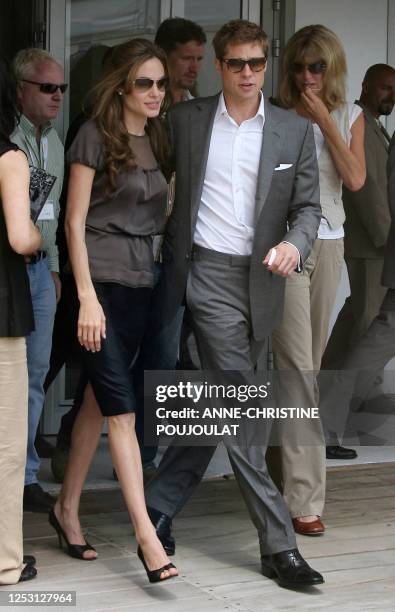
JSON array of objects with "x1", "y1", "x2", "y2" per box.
[
  {"x1": 0, "y1": 337, "x2": 28, "y2": 585},
  {"x1": 269, "y1": 238, "x2": 344, "y2": 517}
]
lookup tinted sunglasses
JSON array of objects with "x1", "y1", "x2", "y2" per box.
[
  {"x1": 131, "y1": 77, "x2": 169, "y2": 92},
  {"x1": 289, "y1": 61, "x2": 327, "y2": 75},
  {"x1": 222, "y1": 57, "x2": 267, "y2": 73},
  {"x1": 21, "y1": 79, "x2": 68, "y2": 94}
]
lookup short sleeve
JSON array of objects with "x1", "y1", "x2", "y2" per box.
[
  {"x1": 66, "y1": 119, "x2": 105, "y2": 170},
  {"x1": 348, "y1": 103, "x2": 363, "y2": 129}
]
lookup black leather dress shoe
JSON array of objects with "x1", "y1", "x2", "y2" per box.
[
  {"x1": 23, "y1": 555, "x2": 36, "y2": 566},
  {"x1": 326, "y1": 445, "x2": 357, "y2": 460},
  {"x1": 147, "y1": 507, "x2": 175, "y2": 556},
  {"x1": 19, "y1": 564, "x2": 37, "y2": 582},
  {"x1": 261, "y1": 549, "x2": 324, "y2": 588}
]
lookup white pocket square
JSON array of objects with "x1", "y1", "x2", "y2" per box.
[{"x1": 275, "y1": 163, "x2": 293, "y2": 171}]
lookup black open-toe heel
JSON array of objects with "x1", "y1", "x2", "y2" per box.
[
  {"x1": 137, "y1": 546, "x2": 177, "y2": 583},
  {"x1": 48, "y1": 508, "x2": 97, "y2": 561}
]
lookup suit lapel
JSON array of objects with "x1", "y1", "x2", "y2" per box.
[
  {"x1": 359, "y1": 102, "x2": 389, "y2": 151},
  {"x1": 254, "y1": 100, "x2": 284, "y2": 221},
  {"x1": 368, "y1": 114, "x2": 389, "y2": 151},
  {"x1": 189, "y1": 95, "x2": 219, "y2": 234}
]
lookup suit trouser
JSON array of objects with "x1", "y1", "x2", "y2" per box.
[
  {"x1": 0, "y1": 338, "x2": 28, "y2": 585},
  {"x1": 320, "y1": 289, "x2": 395, "y2": 436},
  {"x1": 145, "y1": 246, "x2": 297, "y2": 555},
  {"x1": 269, "y1": 239, "x2": 343, "y2": 517},
  {"x1": 322, "y1": 257, "x2": 387, "y2": 370}
]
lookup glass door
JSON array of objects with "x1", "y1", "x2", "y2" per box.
[
  {"x1": 68, "y1": 0, "x2": 161, "y2": 123},
  {"x1": 0, "y1": 0, "x2": 46, "y2": 60}
]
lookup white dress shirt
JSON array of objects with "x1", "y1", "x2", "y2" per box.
[{"x1": 194, "y1": 92, "x2": 265, "y2": 256}]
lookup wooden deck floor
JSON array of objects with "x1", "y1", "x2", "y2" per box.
[{"x1": 3, "y1": 463, "x2": 395, "y2": 611}]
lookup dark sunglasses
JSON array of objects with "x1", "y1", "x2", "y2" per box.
[
  {"x1": 222, "y1": 57, "x2": 267, "y2": 73},
  {"x1": 289, "y1": 61, "x2": 327, "y2": 75},
  {"x1": 21, "y1": 79, "x2": 68, "y2": 94},
  {"x1": 131, "y1": 77, "x2": 169, "y2": 92}
]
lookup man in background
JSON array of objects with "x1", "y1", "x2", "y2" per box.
[
  {"x1": 12, "y1": 48, "x2": 65, "y2": 512},
  {"x1": 320, "y1": 131, "x2": 395, "y2": 453},
  {"x1": 155, "y1": 17, "x2": 206, "y2": 103},
  {"x1": 322, "y1": 63, "x2": 395, "y2": 459},
  {"x1": 155, "y1": 18, "x2": 207, "y2": 370}
]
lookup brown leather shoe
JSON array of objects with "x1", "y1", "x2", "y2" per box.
[{"x1": 292, "y1": 517, "x2": 325, "y2": 536}]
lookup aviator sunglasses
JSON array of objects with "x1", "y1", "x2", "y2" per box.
[
  {"x1": 221, "y1": 57, "x2": 267, "y2": 73},
  {"x1": 289, "y1": 61, "x2": 327, "y2": 75},
  {"x1": 21, "y1": 79, "x2": 68, "y2": 94},
  {"x1": 130, "y1": 77, "x2": 169, "y2": 92}
]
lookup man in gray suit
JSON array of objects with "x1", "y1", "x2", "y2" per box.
[
  {"x1": 322, "y1": 64, "x2": 395, "y2": 459},
  {"x1": 146, "y1": 20, "x2": 323, "y2": 588},
  {"x1": 320, "y1": 132, "x2": 395, "y2": 447}
]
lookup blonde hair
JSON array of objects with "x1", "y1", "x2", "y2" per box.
[
  {"x1": 13, "y1": 48, "x2": 61, "y2": 80},
  {"x1": 91, "y1": 38, "x2": 171, "y2": 193},
  {"x1": 278, "y1": 25, "x2": 347, "y2": 112}
]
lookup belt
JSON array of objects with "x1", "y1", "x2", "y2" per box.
[
  {"x1": 191, "y1": 244, "x2": 251, "y2": 267},
  {"x1": 25, "y1": 251, "x2": 47, "y2": 264}
]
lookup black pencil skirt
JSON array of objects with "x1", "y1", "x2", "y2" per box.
[{"x1": 82, "y1": 282, "x2": 152, "y2": 416}]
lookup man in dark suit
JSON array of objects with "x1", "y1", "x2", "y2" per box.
[
  {"x1": 320, "y1": 132, "x2": 395, "y2": 447},
  {"x1": 322, "y1": 64, "x2": 395, "y2": 459},
  {"x1": 145, "y1": 20, "x2": 323, "y2": 589}
]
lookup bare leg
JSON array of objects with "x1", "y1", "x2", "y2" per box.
[
  {"x1": 107, "y1": 413, "x2": 178, "y2": 579},
  {"x1": 54, "y1": 384, "x2": 103, "y2": 559}
]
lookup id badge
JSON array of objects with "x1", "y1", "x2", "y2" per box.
[{"x1": 38, "y1": 200, "x2": 55, "y2": 221}]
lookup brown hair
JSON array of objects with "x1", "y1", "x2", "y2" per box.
[
  {"x1": 278, "y1": 25, "x2": 347, "y2": 112},
  {"x1": 213, "y1": 19, "x2": 269, "y2": 59},
  {"x1": 91, "y1": 38, "x2": 171, "y2": 192},
  {"x1": 155, "y1": 17, "x2": 206, "y2": 52}
]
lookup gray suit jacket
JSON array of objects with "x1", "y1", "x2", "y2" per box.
[
  {"x1": 383, "y1": 133, "x2": 395, "y2": 287},
  {"x1": 343, "y1": 102, "x2": 391, "y2": 259},
  {"x1": 158, "y1": 94, "x2": 321, "y2": 341}
]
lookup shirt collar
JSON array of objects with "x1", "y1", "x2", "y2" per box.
[
  {"x1": 215, "y1": 91, "x2": 265, "y2": 127},
  {"x1": 19, "y1": 114, "x2": 53, "y2": 138}
]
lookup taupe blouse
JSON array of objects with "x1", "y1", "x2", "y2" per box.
[{"x1": 67, "y1": 119, "x2": 167, "y2": 288}]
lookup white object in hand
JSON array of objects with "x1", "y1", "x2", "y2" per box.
[{"x1": 268, "y1": 248, "x2": 277, "y2": 266}]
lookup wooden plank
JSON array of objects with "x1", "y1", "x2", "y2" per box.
[{"x1": 9, "y1": 463, "x2": 395, "y2": 611}]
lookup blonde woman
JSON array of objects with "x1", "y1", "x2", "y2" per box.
[
  {"x1": 49, "y1": 39, "x2": 177, "y2": 583},
  {"x1": 269, "y1": 25, "x2": 365, "y2": 535}
]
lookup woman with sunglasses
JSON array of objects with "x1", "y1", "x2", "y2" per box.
[
  {"x1": 49, "y1": 39, "x2": 178, "y2": 583},
  {"x1": 268, "y1": 25, "x2": 365, "y2": 535},
  {"x1": 0, "y1": 56, "x2": 42, "y2": 584}
]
